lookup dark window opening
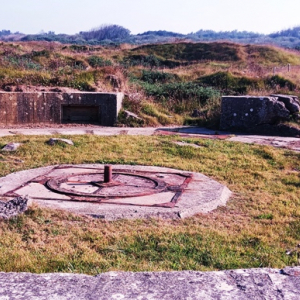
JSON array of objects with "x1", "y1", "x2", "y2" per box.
[{"x1": 62, "y1": 105, "x2": 100, "y2": 124}]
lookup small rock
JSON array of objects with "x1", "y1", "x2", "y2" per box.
[
  {"x1": 1, "y1": 142, "x2": 22, "y2": 152},
  {"x1": 3, "y1": 85, "x2": 13, "y2": 92},
  {"x1": 124, "y1": 110, "x2": 143, "y2": 120},
  {"x1": 50, "y1": 88, "x2": 62, "y2": 92},
  {"x1": 191, "y1": 109, "x2": 205, "y2": 118},
  {"x1": 105, "y1": 75, "x2": 122, "y2": 90},
  {"x1": 174, "y1": 141, "x2": 202, "y2": 149},
  {"x1": 0, "y1": 196, "x2": 29, "y2": 219},
  {"x1": 47, "y1": 138, "x2": 74, "y2": 146}
]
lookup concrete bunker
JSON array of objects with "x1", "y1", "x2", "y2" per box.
[
  {"x1": 0, "y1": 92, "x2": 123, "y2": 126},
  {"x1": 220, "y1": 95, "x2": 300, "y2": 136}
]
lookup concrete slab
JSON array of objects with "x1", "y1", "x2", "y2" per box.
[
  {"x1": 105, "y1": 192, "x2": 175, "y2": 205},
  {"x1": 1, "y1": 267, "x2": 300, "y2": 299},
  {"x1": 0, "y1": 164, "x2": 231, "y2": 220},
  {"x1": 228, "y1": 135, "x2": 300, "y2": 151},
  {"x1": 0, "y1": 126, "x2": 299, "y2": 151},
  {"x1": 17, "y1": 183, "x2": 71, "y2": 200}
]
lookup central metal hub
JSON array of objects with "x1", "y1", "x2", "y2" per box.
[
  {"x1": 92, "y1": 165, "x2": 123, "y2": 188},
  {"x1": 104, "y1": 165, "x2": 112, "y2": 183}
]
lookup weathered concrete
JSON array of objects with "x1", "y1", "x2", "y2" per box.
[
  {"x1": 0, "y1": 164, "x2": 231, "y2": 220},
  {"x1": 0, "y1": 92, "x2": 123, "y2": 126},
  {"x1": 228, "y1": 135, "x2": 300, "y2": 151},
  {"x1": 220, "y1": 96, "x2": 300, "y2": 136},
  {"x1": 0, "y1": 267, "x2": 300, "y2": 299},
  {"x1": 0, "y1": 126, "x2": 299, "y2": 151},
  {"x1": 271, "y1": 94, "x2": 300, "y2": 114},
  {"x1": 220, "y1": 96, "x2": 290, "y2": 130}
]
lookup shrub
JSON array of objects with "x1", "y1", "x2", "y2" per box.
[
  {"x1": 123, "y1": 54, "x2": 161, "y2": 68},
  {"x1": 265, "y1": 75, "x2": 296, "y2": 91},
  {"x1": 3, "y1": 55, "x2": 43, "y2": 71},
  {"x1": 141, "y1": 81, "x2": 220, "y2": 114},
  {"x1": 143, "y1": 82, "x2": 219, "y2": 102},
  {"x1": 141, "y1": 70, "x2": 177, "y2": 84},
  {"x1": 81, "y1": 24, "x2": 130, "y2": 41},
  {"x1": 87, "y1": 56, "x2": 113, "y2": 68},
  {"x1": 197, "y1": 72, "x2": 264, "y2": 94},
  {"x1": 123, "y1": 54, "x2": 181, "y2": 68},
  {"x1": 131, "y1": 42, "x2": 240, "y2": 62},
  {"x1": 69, "y1": 45, "x2": 89, "y2": 52}
]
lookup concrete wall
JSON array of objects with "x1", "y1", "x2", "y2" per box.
[
  {"x1": 220, "y1": 95, "x2": 300, "y2": 136},
  {"x1": 0, "y1": 92, "x2": 123, "y2": 126},
  {"x1": 220, "y1": 96, "x2": 290, "y2": 131}
]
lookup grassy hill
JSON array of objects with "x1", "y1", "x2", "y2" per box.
[{"x1": 0, "y1": 41, "x2": 300, "y2": 127}]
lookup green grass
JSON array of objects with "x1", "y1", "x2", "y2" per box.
[{"x1": 0, "y1": 134, "x2": 299, "y2": 274}]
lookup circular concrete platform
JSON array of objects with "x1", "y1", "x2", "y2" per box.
[{"x1": 0, "y1": 164, "x2": 231, "y2": 220}]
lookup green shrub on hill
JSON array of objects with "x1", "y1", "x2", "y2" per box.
[
  {"x1": 123, "y1": 54, "x2": 182, "y2": 68},
  {"x1": 132, "y1": 42, "x2": 240, "y2": 62},
  {"x1": 87, "y1": 56, "x2": 113, "y2": 68},
  {"x1": 141, "y1": 81, "x2": 220, "y2": 114},
  {"x1": 141, "y1": 70, "x2": 178, "y2": 84},
  {"x1": 142, "y1": 82, "x2": 219, "y2": 102},
  {"x1": 2, "y1": 55, "x2": 43, "y2": 71},
  {"x1": 265, "y1": 75, "x2": 296, "y2": 91},
  {"x1": 197, "y1": 72, "x2": 264, "y2": 94}
]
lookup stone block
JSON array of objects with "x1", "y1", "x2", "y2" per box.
[{"x1": 220, "y1": 96, "x2": 290, "y2": 132}]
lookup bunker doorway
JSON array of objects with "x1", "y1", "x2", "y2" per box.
[{"x1": 62, "y1": 105, "x2": 101, "y2": 124}]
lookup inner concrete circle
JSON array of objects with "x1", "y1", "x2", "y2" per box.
[{"x1": 0, "y1": 164, "x2": 232, "y2": 220}]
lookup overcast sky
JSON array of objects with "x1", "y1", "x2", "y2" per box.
[{"x1": 0, "y1": 0, "x2": 299, "y2": 35}]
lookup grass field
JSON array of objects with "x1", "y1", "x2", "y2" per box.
[{"x1": 0, "y1": 134, "x2": 299, "y2": 274}]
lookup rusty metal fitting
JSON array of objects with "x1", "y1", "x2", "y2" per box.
[{"x1": 104, "y1": 165, "x2": 112, "y2": 183}]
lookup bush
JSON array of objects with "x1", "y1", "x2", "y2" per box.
[
  {"x1": 81, "y1": 24, "x2": 130, "y2": 41},
  {"x1": 265, "y1": 75, "x2": 296, "y2": 91},
  {"x1": 143, "y1": 82, "x2": 219, "y2": 102},
  {"x1": 3, "y1": 55, "x2": 42, "y2": 71},
  {"x1": 141, "y1": 81, "x2": 220, "y2": 114},
  {"x1": 141, "y1": 70, "x2": 177, "y2": 84},
  {"x1": 197, "y1": 72, "x2": 264, "y2": 94},
  {"x1": 123, "y1": 54, "x2": 181, "y2": 68},
  {"x1": 87, "y1": 56, "x2": 113, "y2": 68}
]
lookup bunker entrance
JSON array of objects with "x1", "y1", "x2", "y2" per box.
[{"x1": 62, "y1": 105, "x2": 100, "y2": 123}]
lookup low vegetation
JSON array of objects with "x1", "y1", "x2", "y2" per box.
[{"x1": 0, "y1": 134, "x2": 299, "y2": 274}]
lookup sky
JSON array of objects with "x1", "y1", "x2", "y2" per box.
[{"x1": 0, "y1": 0, "x2": 299, "y2": 35}]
